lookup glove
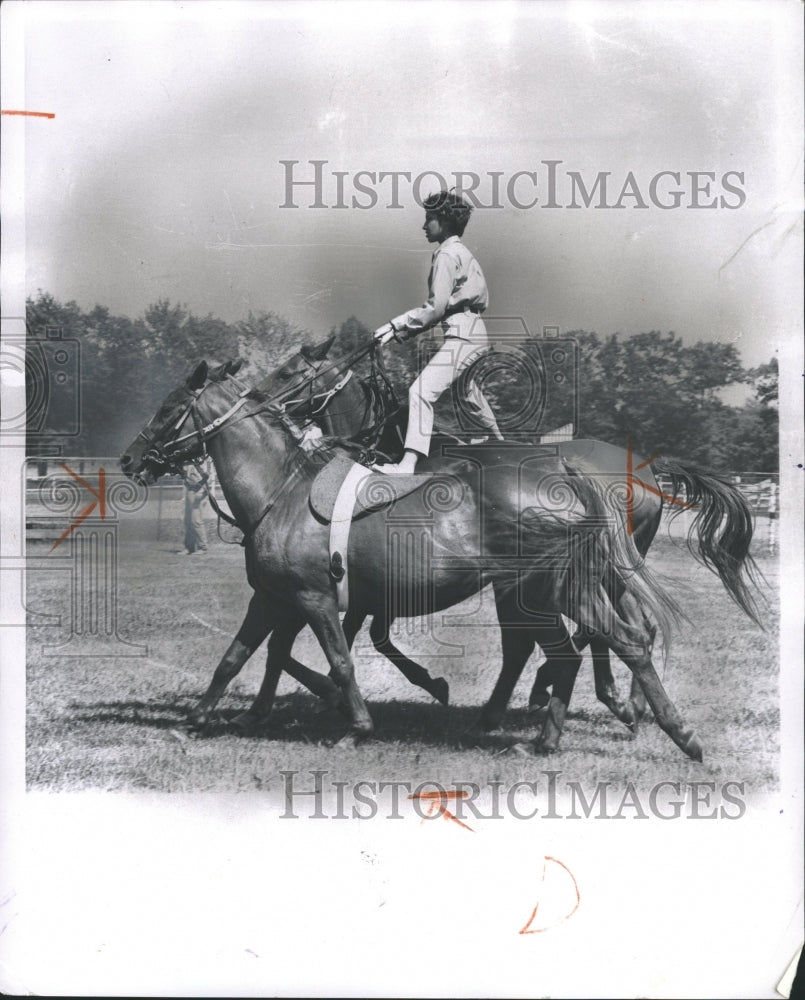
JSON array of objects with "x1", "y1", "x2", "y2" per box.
[{"x1": 373, "y1": 323, "x2": 397, "y2": 346}]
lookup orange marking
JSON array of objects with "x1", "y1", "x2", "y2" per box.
[
  {"x1": 1, "y1": 110, "x2": 55, "y2": 118},
  {"x1": 408, "y1": 789, "x2": 475, "y2": 832},
  {"x1": 519, "y1": 856, "x2": 581, "y2": 934},
  {"x1": 626, "y1": 436, "x2": 696, "y2": 535},
  {"x1": 635, "y1": 451, "x2": 662, "y2": 471},
  {"x1": 49, "y1": 464, "x2": 107, "y2": 552}
]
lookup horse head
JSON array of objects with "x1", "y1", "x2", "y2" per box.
[
  {"x1": 257, "y1": 332, "x2": 381, "y2": 439},
  {"x1": 258, "y1": 333, "x2": 338, "y2": 397},
  {"x1": 120, "y1": 358, "x2": 245, "y2": 484}
]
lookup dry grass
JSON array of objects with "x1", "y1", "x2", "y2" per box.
[{"x1": 26, "y1": 523, "x2": 779, "y2": 795}]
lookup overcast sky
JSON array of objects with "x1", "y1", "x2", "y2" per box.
[{"x1": 9, "y1": 0, "x2": 803, "y2": 365}]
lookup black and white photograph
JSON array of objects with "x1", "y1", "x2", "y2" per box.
[{"x1": 1, "y1": 1, "x2": 803, "y2": 996}]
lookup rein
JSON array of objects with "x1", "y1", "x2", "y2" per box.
[
  {"x1": 141, "y1": 341, "x2": 391, "y2": 539},
  {"x1": 278, "y1": 368, "x2": 355, "y2": 415},
  {"x1": 145, "y1": 366, "x2": 345, "y2": 539},
  {"x1": 251, "y1": 341, "x2": 376, "y2": 417}
]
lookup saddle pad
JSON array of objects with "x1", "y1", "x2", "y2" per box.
[{"x1": 309, "y1": 452, "x2": 431, "y2": 524}]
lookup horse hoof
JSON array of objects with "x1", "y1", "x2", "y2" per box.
[
  {"x1": 683, "y1": 733, "x2": 704, "y2": 762},
  {"x1": 334, "y1": 726, "x2": 373, "y2": 749},
  {"x1": 629, "y1": 699, "x2": 648, "y2": 724},
  {"x1": 333, "y1": 733, "x2": 359, "y2": 750},
  {"x1": 187, "y1": 708, "x2": 209, "y2": 729},
  {"x1": 528, "y1": 690, "x2": 550, "y2": 711},
  {"x1": 432, "y1": 678, "x2": 450, "y2": 706},
  {"x1": 533, "y1": 738, "x2": 559, "y2": 755},
  {"x1": 508, "y1": 742, "x2": 533, "y2": 758},
  {"x1": 230, "y1": 711, "x2": 265, "y2": 734},
  {"x1": 614, "y1": 703, "x2": 636, "y2": 730},
  {"x1": 477, "y1": 714, "x2": 503, "y2": 734}
]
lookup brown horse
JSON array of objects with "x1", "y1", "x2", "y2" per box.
[
  {"x1": 265, "y1": 336, "x2": 760, "y2": 737},
  {"x1": 121, "y1": 357, "x2": 757, "y2": 759}
]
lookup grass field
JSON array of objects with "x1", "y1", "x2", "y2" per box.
[{"x1": 26, "y1": 518, "x2": 779, "y2": 795}]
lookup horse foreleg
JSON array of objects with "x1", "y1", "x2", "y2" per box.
[
  {"x1": 479, "y1": 626, "x2": 536, "y2": 732},
  {"x1": 299, "y1": 594, "x2": 374, "y2": 745},
  {"x1": 284, "y1": 656, "x2": 343, "y2": 710},
  {"x1": 368, "y1": 614, "x2": 450, "y2": 706},
  {"x1": 341, "y1": 607, "x2": 366, "y2": 648},
  {"x1": 479, "y1": 582, "x2": 540, "y2": 731},
  {"x1": 232, "y1": 620, "x2": 303, "y2": 733},
  {"x1": 189, "y1": 592, "x2": 271, "y2": 728}
]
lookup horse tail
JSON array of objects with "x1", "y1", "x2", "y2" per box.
[
  {"x1": 559, "y1": 465, "x2": 683, "y2": 657},
  {"x1": 651, "y1": 457, "x2": 762, "y2": 627}
]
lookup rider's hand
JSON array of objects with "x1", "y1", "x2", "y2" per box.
[
  {"x1": 373, "y1": 323, "x2": 396, "y2": 346},
  {"x1": 300, "y1": 423, "x2": 323, "y2": 452}
]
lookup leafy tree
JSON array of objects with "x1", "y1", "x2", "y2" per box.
[
  {"x1": 235, "y1": 311, "x2": 309, "y2": 377},
  {"x1": 748, "y1": 357, "x2": 778, "y2": 406},
  {"x1": 22, "y1": 292, "x2": 779, "y2": 472}
]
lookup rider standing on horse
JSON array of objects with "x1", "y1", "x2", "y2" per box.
[{"x1": 372, "y1": 189, "x2": 503, "y2": 474}]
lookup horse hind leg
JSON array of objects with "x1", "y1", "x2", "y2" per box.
[
  {"x1": 606, "y1": 630, "x2": 702, "y2": 761},
  {"x1": 532, "y1": 627, "x2": 583, "y2": 754},
  {"x1": 528, "y1": 627, "x2": 593, "y2": 711},
  {"x1": 616, "y1": 592, "x2": 654, "y2": 726},
  {"x1": 528, "y1": 659, "x2": 556, "y2": 711},
  {"x1": 528, "y1": 629, "x2": 635, "y2": 732},
  {"x1": 630, "y1": 671, "x2": 648, "y2": 724},
  {"x1": 590, "y1": 637, "x2": 636, "y2": 731},
  {"x1": 369, "y1": 614, "x2": 449, "y2": 706}
]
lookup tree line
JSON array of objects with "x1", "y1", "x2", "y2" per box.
[{"x1": 25, "y1": 292, "x2": 777, "y2": 471}]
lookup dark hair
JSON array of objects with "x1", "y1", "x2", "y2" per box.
[{"x1": 423, "y1": 189, "x2": 473, "y2": 236}]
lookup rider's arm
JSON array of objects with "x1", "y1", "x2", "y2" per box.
[{"x1": 388, "y1": 250, "x2": 454, "y2": 340}]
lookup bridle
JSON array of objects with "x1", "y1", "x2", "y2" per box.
[
  {"x1": 267, "y1": 342, "x2": 399, "y2": 452},
  {"x1": 273, "y1": 351, "x2": 357, "y2": 417},
  {"x1": 134, "y1": 380, "x2": 256, "y2": 476},
  {"x1": 133, "y1": 343, "x2": 389, "y2": 535}
]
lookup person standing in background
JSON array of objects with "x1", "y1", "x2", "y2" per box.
[{"x1": 180, "y1": 458, "x2": 211, "y2": 555}]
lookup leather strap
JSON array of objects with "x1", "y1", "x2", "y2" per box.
[{"x1": 329, "y1": 461, "x2": 373, "y2": 613}]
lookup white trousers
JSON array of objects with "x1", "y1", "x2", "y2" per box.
[{"x1": 405, "y1": 330, "x2": 503, "y2": 457}]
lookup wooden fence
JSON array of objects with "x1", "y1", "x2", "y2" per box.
[{"x1": 25, "y1": 459, "x2": 779, "y2": 553}]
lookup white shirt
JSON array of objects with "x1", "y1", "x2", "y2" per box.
[{"x1": 391, "y1": 236, "x2": 489, "y2": 338}]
